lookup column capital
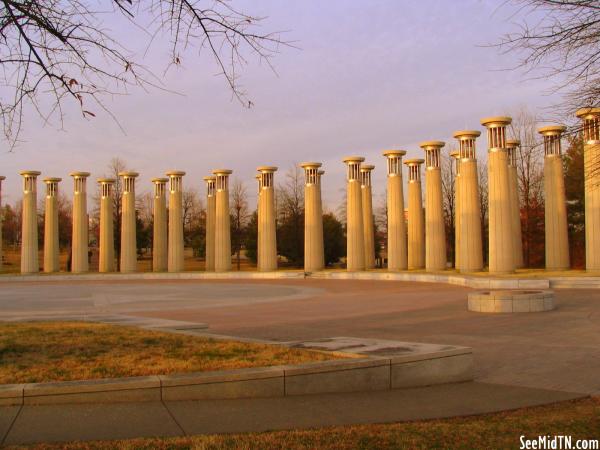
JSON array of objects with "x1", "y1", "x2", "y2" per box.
[
  {"x1": 454, "y1": 130, "x2": 480, "y2": 160},
  {"x1": 43, "y1": 177, "x2": 61, "y2": 197},
  {"x1": 166, "y1": 170, "x2": 186, "y2": 178},
  {"x1": 482, "y1": 117, "x2": 512, "y2": 150},
  {"x1": 69, "y1": 171, "x2": 90, "y2": 178},
  {"x1": 382, "y1": 149, "x2": 407, "y2": 158},
  {"x1": 538, "y1": 125, "x2": 567, "y2": 136},
  {"x1": 575, "y1": 107, "x2": 600, "y2": 120},
  {"x1": 480, "y1": 116, "x2": 512, "y2": 128},
  {"x1": 151, "y1": 177, "x2": 169, "y2": 184},
  {"x1": 98, "y1": 178, "x2": 116, "y2": 184},
  {"x1": 300, "y1": 161, "x2": 322, "y2": 170},
  {"x1": 403, "y1": 158, "x2": 424, "y2": 166},
  {"x1": 203, "y1": 176, "x2": 216, "y2": 195},
  {"x1": 453, "y1": 130, "x2": 481, "y2": 140},
  {"x1": 20, "y1": 170, "x2": 41, "y2": 178},
  {"x1": 539, "y1": 125, "x2": 567, "y2": 157},
  {"x1": 212, "y1": 169, "x2": 232, "y2": 176},
  {"x1": 118, "y1": 171, "x2": 139, "y2": 178},
  {"x1": 419, "y1": 140, "x2": 445, "y2": 150},
  {"x1": 576, "y1": 107, "x2": 600, "y2": 143},
  {"x1": 342, "y1": 156, "x2": 365, "y2": 165},
  {"x1": 360, "y1": 164, "x2": 374, "y2": 187},
  {"x1": 506, "y1": 139, "x2": 520, "y2": 167},
  {"x1": 420, "y1": 141, "x2": 445, "y2": 169},
  {"x1": 383, "y1": 150, "x2": 405, "y2": 176},
  {"x1": 257, "y1": 166, "x2": 277, "y2": 173}
]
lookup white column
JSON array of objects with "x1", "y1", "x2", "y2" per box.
[
  {"x1": 404, "y1": 159, "x2": 425, "y2": 269},
  {"x1": 420, "y1": 141, "x2": 447, "y2": 272},
  {"x1": 119, "y1": 171, "x2": 139, "y2": 273},
  {"x1": 166, "y1": 171, "x2": 185, "y2": 272},
  {"x1": 204, "y1": 176, "x2": 216, "y2": 272},
  {"x1": 481, "y1": 117, "x2": 515, "y2": 274},
  {"x1": 43, "y1": 177, "x2": 61, "y2": 273},
  {"x1": 20, "y1": 171, "x2": 41, "y2": 274},
  {"x1": 360, "y1": 164, "x2": 376, "y2": 269},
  {"x1": 213, "y1": 169, "x2": 232, "y2": 272},
  {"x1": 383, "y1": 150, "x2": 407, "y2": 271},
  {"x1": 301, "y1": 162, "x2": 325, "y2": 272},
  {"x1": 70, "y1": 172, "x2": 90, "y2": 273},
  {"x1": 257, "y1": 166, "x2": 278, "y2": 271},
  {"x1": 343, "y1": 156, "x2": 366, "y2": 271},
  {"x1": 539, "y1": 125, "x2": 570, "y2": 270},
  {"x1": 506, "y1": 139, "x2": 524, "y2": 268},
  {"x1": 98, "y1": 178, "x2": 115, "y2": 273},
  {"x1": 152, "y1": 178, "x2": 168, "y2": 272},
  {"x1": 576, "y1": 107, "x2": 600, "y2": 272},
  {"x1": 453, "y1": 130, "x2": 483, "y2": 273}
]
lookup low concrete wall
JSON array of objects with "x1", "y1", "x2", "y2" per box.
[
  {"x1": 2, "y1": 350, "x2": 473, "y2": 406},
  {"x1": 4, "y1": 269, "x2": 600, "y2": 289}
]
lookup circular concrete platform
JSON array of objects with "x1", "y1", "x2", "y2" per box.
[{"x1": 467, "y1": 290, "x2": 555, "y2": 313}]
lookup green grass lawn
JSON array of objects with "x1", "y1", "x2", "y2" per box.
[
  {"x1": 7, "y1": 397, "x2": 599, "y2": 449},
  {"x1": 0, "y1": 322, "x2": 343, "y2": 384}
]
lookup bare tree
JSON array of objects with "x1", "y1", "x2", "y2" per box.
[
  {"x1": 276, "y1": 164, "x2": 304, "y2": 266},
  {"x1": 478, "y1": 161, "x2": 489, "y2": 266},
  {"x1": 499, "y1": 0, "x2": 600, "y2": 112},
  {"x1": 441, "y1": 150, "x2": 457, "y2": 265},
  {"x1": 230, "y1": 178, "x2": 248, "y2": 270},
  {"x1": 0, "y1": 0, "x2": 287, "y2": 147},
  {"x1": 510, "y1": 107, "x2": 545, "y2": 267}
]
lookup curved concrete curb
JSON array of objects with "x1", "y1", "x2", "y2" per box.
[
  {"x1": 1, "y1": 269, "x2": 600, "y2": 289},
  {"x1": 0, "y1": 348, "x2": 473, "y2": 406}
]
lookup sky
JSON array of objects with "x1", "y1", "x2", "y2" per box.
[{"x1": 0, "y1": 0, "x2": 565, "y2": 212}]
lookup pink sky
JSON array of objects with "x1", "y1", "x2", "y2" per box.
[{"x1": 0, "y1": 0, "x2": 564, "y2": 211}]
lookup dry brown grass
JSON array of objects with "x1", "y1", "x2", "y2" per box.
[
  {"x1": 0, "y1": 322, "x2": 342, "y2": 384},
  {"x1": 8, "y1": 397, "x2": 600, "y2": 449}
]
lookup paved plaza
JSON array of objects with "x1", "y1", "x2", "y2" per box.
[{"x1": 1, "y1": 278, "x2": 599, "y2": 395}]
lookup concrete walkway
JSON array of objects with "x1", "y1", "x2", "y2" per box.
[{"x1": 0, "y1": 382, "x2": 584, "y2": 446}]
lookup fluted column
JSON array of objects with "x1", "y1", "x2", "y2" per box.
[
  {"x1": 453, "y1": 130, "x2": 483, "y2": 273},
  {"x1": 166, "y1": 171, "x2": 185, "y2": 272},
  {"x1": 481, "y1": 117, "x2": 515, "y2": 274},
  {"x1": 383, "y1": 151, "x2": 407, "y2": 271},
  {"x1": 98, "y1": 178, "x2": 115, "y2": 273},
  {"x1": 420, "y1": 141, "x2": 447, "y2": 272},
  {"x1": 360, "y1": 164, "x2": 376, "y2": 269},
  {"x1": 301, "y1": 162, "x2": 324, "y2": 272},
  {"x1": 257, "y1": 166, "x2": 278, "y2": 271},
  {"x1": 343, "y1": 156, "x2": 365, "y2": 271},
  {"x1": 43, "y1": 177, "x2": 61, "y2": 273},
  {"x1": 576, "y1": 108, "x2": 600, "y2": 272},
  {"x1": 20, "y1": 171, "x2": 41, "y2": 274},
  {"x1": 539, "y1": 125, "x2": 570, "y2": 270},
  {"x1": 152, "y1": 178, "x2": 168, "y2": 272},
  {"x1": 0, "y1": 176, "x2": 5, "y2": 272},
  {"x1": 506, "y1": 139, "x2": 524, "y2": 268},
  {"x1": 119, "y1": 171, "x2": 138, "y2": 273},
  {"x1": 70, "y1": 172, "x2": 90, "y2": 273},
  {"x1": 204, "y1": 176, "x2": 216, "y2": 272},
  {"x1": 404, "y1": 159, "x2": 425, "y2": 269},
  {"x1": 450, "y1": 150, "x2": 461, "y2": 270},
  {"x1": 213, "y1": 169, "x2": 232, "y2": 272}
]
